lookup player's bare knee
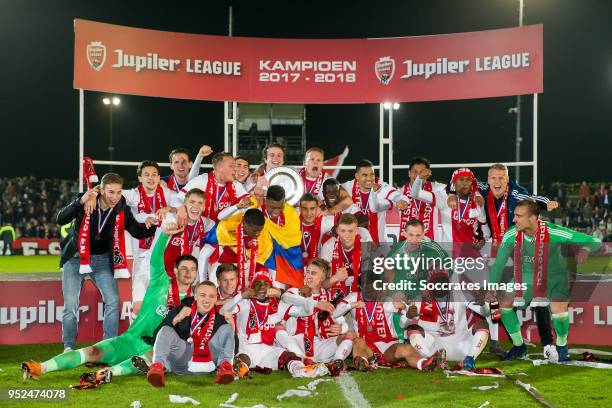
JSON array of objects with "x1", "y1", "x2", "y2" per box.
[
  {"x1": 274, "y1": 323, "x2": 286, "y2": 332},
  {"x1": 352, "y1": 337, "x2": 367, "y2": 347},
  {"x1": 472, "y1": 320, "x2": 489, "y2": 335},
  {"x1": 497, "y1": 291, "x2": 514, "y2": 308},
  {"x1": 342, "y1": 330, "x2": 357, "y2": 341},
  {"x1": 87, "y1": 346, "x2": 102, "y2": 362},
  {"x1": 397, "y1": 343, "x2": 416, "y2": 358},
  {"x1": 550, "y1": 301, "x2": 568, "y2": 314}
]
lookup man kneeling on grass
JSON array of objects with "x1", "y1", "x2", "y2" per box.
[{"x1": 135, "y1": 281, "x2": 236, "y2": 386}]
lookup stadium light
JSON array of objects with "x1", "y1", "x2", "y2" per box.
[
  {"x1": 102, "y1": 96, "x2": 121, "y2": 169},
  {"x1": 383, "y1": 102, "x2": 400, "y2": 110}
]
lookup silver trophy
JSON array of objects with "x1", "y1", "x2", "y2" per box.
[{"x1": 265, "y1": 166, "x2": 305, "y2": 206}]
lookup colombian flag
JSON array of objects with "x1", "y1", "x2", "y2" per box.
[
  {"x1": 263, "y1": 203, "x2": 304, "y2": 288},
  {"x1": 203, "y1": 203, "x2": 304, "y2": 288}
]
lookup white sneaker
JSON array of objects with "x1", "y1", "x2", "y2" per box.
[
  {"x1": 544, "y1": 344, "x2": 559, "y2": 363},
  {"x1": 63, "y1": 347, "x2": 73, "y2": 353}
]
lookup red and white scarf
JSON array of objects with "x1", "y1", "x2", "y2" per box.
[
  {"x1": 300, "y1": 168, "x2": 325, "y2": 197},
  {"x1": 330, "y1": 235, "x2": 361, "y2": 299},
  {"x1": 167, "y1": 277, "x2": 193, "y2": 308},
  {"x1": 204, "y1": 171, "x2": 237, "y2": 222},
  {"x1": 166, "y1": 173, "x2": 182, "y2": 193},
  {"x1": 237, "y1": 223, "x2": 258, "y2": 291},
  {"x1": 400, "y1": 182, "x2": 435, "y2": 240},
  {"x1": 351, "y1": 179, "x2": 381, "y2": 243},
  {"x1": 487, "y1": 186, "x2": 509, "y2": 246},
  {"x1": 163, "y1": 219, "x2": 206, "y2": 277},
  {"x1": 321, "y1": 212, "x2": 342, "y2": 246},
  {"x1": 78, "y1": 201, "x2": 128, "y2": 278},
  {"x1": 297, "y1": 289, "x2": 333, "y2": 357},
  {"x1": 301, "y1": 215, "x2": 323, "y2": 264},
  {"x1": 245, "y1": 299, "x2": 278, "y2": 345},
  {"x1": 136, "y1": 184, "x2": 167, "y2": 249},
  {"x1": 82, "y1": 157, "x2": 98, "y2": 190},
  {"x1": 188, "y1": 303, "x2": 217, "y2": 373},
  {"x1": 514, "y1": 220, "x2": 550, "y2": 306}
]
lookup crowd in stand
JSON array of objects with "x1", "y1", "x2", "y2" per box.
[
  {"x1": 1, "y1": 176, "x2": 610, "y2": 241},
  {"x1": 0, "y1": 177, "x2": 77, "y2": 239},
  {"x1": 541, "y1": 181, "x2": 612, "y2": 240}
]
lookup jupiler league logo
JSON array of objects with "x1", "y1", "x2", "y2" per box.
[
  {"x1": 375, "y1": 56, "x2": 395, "y2": 85},
  {"x1": 86, "y1": 41, "x2": 106, "y2": 71}
]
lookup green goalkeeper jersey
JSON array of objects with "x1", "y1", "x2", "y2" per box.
[
  {"x1": 490, "y1": 221, "x2": 601, "y2": 301},
  {"x1": 385, "y1": 237, "x2": 453, "y2": 299},
  {"x1": 93, "y1": 233, "x2": 187, "y2": 367},
  {"x1": 123, "y1": 233, "x2": 172, "y2": 339}
]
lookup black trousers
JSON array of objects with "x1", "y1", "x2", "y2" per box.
[{"x1": 533, "y1": 306, "x2": 553, "y2": 346}]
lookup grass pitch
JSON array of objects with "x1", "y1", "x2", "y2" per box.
[
  {"x1": 0, "y1": 342, "x2": 610, "y2": 408},
  {"x1": 0, "y1": 256, "x2": 61, "y2": 273}
]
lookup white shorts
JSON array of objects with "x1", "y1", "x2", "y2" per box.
[
  {"x1": 292, "y1": 334, "x2": 339, "y2": 363},
  {"x1": 421, "y1": 331, "x2": 473, "y2": 361},
  {"x1": 372, "y1": 340, "x2": 398, "y2": 356},
  {"x1": 131, "y1": 252, "x2": 151, "y2": 303},
  {"x1": 238, "y1": 342, "x2": 285, "y2": 370},
  {"x1": 198, "y1": 245, "x2": 217, "y2": 284}
]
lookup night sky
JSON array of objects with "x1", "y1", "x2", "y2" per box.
[{"x1": 1, "y1": 0, "x2": 610, "y2": 188}]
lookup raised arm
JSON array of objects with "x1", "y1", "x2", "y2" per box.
[
  {"x1": 149, "y1": 233, "x2": 170, "y2": 288},
  {"x1": 219, "y1": 292, "x2": 244, "y2": 315},
  {"x1": 411, "y1": 176, "x2": 435, "y2": 204}
]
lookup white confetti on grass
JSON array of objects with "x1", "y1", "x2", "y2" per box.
[
  {"x1": 220, "y1": 393, "x2": 266, "y2": 408},
  {"x1": 277, "y1": 389, "x2": 312, "y2": 400},
  {"x1": 170, "y1": 394, "x2": 201, "y2": 405},
  {"x1": 276, "y1": 378, "x2": 332, "y2": 400},
  {"x1": 221, "y1": 393, "x2": 239, "y2": 406},
  {"x1": 472, "y1": 382, "x2": 499, "y2": 391}
]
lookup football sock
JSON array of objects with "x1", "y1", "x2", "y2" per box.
[
  {"x1": 334, "y1": 339, "x2": 353, "y2": 360},
  {"x1": 500, "y1": 308, "x2": 524, "y2": 346},
  {"x1": 416, "y1": 358, "x2": 427, "y2": 371},
  {"x1": 552, "y1": 312, "x2": 570, "y2": 347},
  {"x1": 41, "y1": 348, "x2": 87, "y2": 373},
  {"x1": 470, "y1": 329, "x2": 489, "y2": 359}
]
